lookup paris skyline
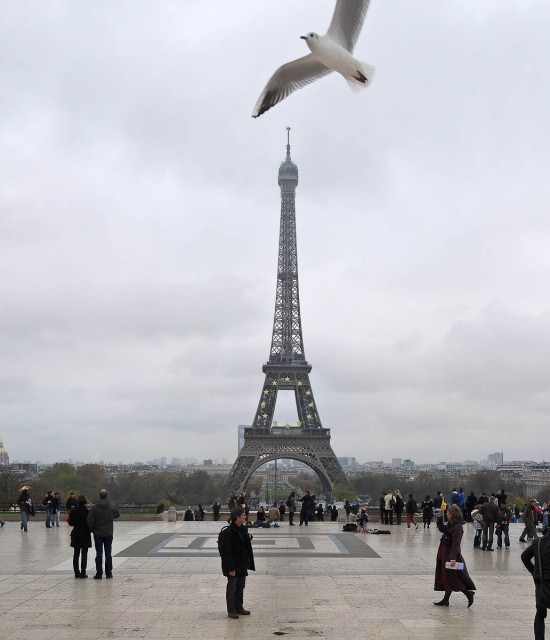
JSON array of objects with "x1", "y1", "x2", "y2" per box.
[{"x1": 2, "y1": 2, "x2": 550, "y2": 465}]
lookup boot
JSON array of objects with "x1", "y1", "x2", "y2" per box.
[
  {"x1": 434, "y1": 591, "x2": 450, "y2": 606},
  {"x1": 433, "y1": 598, "x2": 449, "y2": 606},
  {"x1": 466, "y1": 590, "x2": 474, "y2": 608}
]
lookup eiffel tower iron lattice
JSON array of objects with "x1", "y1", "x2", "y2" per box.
[{"x1": 222, "y1": 130, "x2": 350, "y2": 496}]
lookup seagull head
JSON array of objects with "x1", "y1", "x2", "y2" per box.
[{"x1": 300, "y1": 32, "x2": 320, "y2": 42}]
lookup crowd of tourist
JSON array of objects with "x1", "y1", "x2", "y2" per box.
[{"x1": 3, "y1": 483, "x2": 549, "y2": 637}]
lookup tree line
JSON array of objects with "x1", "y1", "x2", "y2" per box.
[{"x1": 1, "y1": 463, "x2": 548, "y2": 509}]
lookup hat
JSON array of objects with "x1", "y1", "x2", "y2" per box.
[{"x1": 20, "y1": 486, "x2": 30, "y2": 491}]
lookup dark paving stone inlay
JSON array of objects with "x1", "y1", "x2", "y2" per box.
[{"x1": 117, "y1": 532, "x2": 380, "y2": 559}]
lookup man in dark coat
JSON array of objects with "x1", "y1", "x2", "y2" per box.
[
  {"x1": 465, "y1": 491, "x2": 477, "y2": 521},
  {"x1": 479, "y1": 497, "x2": 500, "y2": 551},
  {"x1": 87, "y1": 489, "x2": 120, "y2": 579},
  {"x1": 219, "y1": 507, "x2": 255, "y2": 619},
  {"x1": 299, "y1": 491, "x2": 314, "y2": 526},
  {"x1": 212, "y1": 501, "x2": 221, "y2": 522},
  {"x1": 521, "y1": 525, "x2": 550, "y2": 640}
]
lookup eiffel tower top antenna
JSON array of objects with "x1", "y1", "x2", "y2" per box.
[{"x1": 286, "y1": 126, "x2": 291, "y2": 159}]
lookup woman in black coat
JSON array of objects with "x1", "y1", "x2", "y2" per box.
[
  {"x1": 434, "y1": 504, "x2": 476, "y2": 607},
  {"x1": 69, "y1": 495, "x2": 92, "y2": 579},
  {"x1": 421, "y1": 495, "x2": 434, "y2": 529}
]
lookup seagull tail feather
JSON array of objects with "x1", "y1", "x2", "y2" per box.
[{"x1": 344, "y1": 61, "x2": 375, "y2": 93}]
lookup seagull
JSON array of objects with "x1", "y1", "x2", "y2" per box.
[{"x1": 252, "y1": 0, "x2": 374, "y2": 118}]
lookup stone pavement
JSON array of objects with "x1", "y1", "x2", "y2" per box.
[{"x1": 0, "y1": 518, "x2": 539, "y2": 639}]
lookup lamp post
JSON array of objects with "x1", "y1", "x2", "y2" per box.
[{"x1": 274, "y1": 459, "x2": 278, "y2": 503}]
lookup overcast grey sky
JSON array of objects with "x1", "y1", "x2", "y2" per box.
[{"x1": 2, "y1": 1, "x2": 550, "y2": 465}]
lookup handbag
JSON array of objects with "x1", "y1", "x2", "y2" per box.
[{"x1": 536, "y1": 538, "x2": 550, "y2": 608}]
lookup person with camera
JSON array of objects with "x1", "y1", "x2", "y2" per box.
[{"x1": 433, "y1": 504, "x2": 476, "y2": 607}]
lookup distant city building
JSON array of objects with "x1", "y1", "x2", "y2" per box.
[
  {"x1": 497, "y1": 461, "x2": 550, "y2": 496},
  {"x1": 203, "y1": 459, "x2": 213, "y2": 466},
  {"x1": 391, "y1": 458, "x2": 402, "y2": 468},
  {"x1": 338, "y1": 457, "x2": 357, "y2": 470},
  {"x1": 11, "y1": 463, "x2": 38, "y2": 474},
  {"x1": 487, "y1": 452, "x2": 504, "y2": 468},
  {"x1": 364, "y1": 461, "x2": 385, "y2": 470},
  {"x1": 0, "y1": 437, "x2": 9, "y2": 465},
  {"x1": 402, "y1": 459, "x2": 414, "y2": 469}
]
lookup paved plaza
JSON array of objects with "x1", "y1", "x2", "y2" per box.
[{"x1": 0, "y1": 518, "x2": 538, "y2": 639}]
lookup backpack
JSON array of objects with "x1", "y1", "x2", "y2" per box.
[
  {"x1": 389, "y1": 497, "x2": 396, "y2": 509},
  {"x1": 217, "y1": 525, "x2": 229, "y2": 555},
  {"x1": 343, "y1": 523, "x2": 357, "y2": 532}
]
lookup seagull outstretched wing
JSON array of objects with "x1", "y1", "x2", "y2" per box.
[
  {"x1": 252, "y1": 55, "x2": 332, "y2": 118},
  {"x1": 326, "y1": 0, "x2": 371, "y2": 53}
]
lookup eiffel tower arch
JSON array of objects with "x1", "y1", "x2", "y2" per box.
[{"x1": 222, "y1": 130, "x2": 350, "y2": 497}]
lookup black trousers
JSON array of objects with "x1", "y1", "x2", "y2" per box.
[
  {"x1": 288, "y1": 511, "x2": 294, "y2": 525},
  {"x1": 226, "y1": 575, "x2": 246, "y2": 613},
  {"x1": 535, "y1": 585, "x2": 547, "y2": 640},
  {"x1": 73, "y1": 546, "x2": 88, "y2": 575}
]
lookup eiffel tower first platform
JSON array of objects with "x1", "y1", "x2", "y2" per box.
[{"x1": 222, "y1": 130, "x2": 350, "y2": 497}]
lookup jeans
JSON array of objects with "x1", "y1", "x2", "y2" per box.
[
  {"x1": 20, "y1": 510, "x2": 29, "y2": 531},
  {"x1": 482, "y1": 522, "x2": 495, "y2": 549},
  {"x1": 288, "y1": 511, "x2": 294, "y2": 525},
  {"x1": 473, "y1": 530, "x2": 482, "y2": 548},
  {"x1": 496, "y1": 524, "x2": 510, "y2": 548},
  {"x1": 384, "y1": 509, "x2": 393, "y2": 525},
  {"x1": 226, "y1": 575, "x2": 246, "y2": 613},
  {"x1": 94, "y1": 535, "x2": 113, "y2": 577},
  {"x1": 45, "y1": 507, "x2": 53, "y2": 527},
  {"x1": 299, "y1": 510, "x2": 309, "y2": 526}
]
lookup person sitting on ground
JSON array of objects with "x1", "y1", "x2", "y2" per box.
[
  {"x1": 256, "y1": 506, "x2": 266, "y2": 525},
  {"x1": 268, "y1": 505, "x2": 280, "y2": 526}
]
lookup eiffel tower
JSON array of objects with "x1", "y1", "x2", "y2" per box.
[{"x1": 222, "y1": 129, "x2": 350, "y2": 496}]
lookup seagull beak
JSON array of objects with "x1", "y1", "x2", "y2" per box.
[{"x1": 300, "y1": 36, "x2": 307, "y2": 40}]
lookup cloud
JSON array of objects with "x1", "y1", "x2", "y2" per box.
[{"x1": 1, "y1": 1, "x2": 550, "y2": 466}]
